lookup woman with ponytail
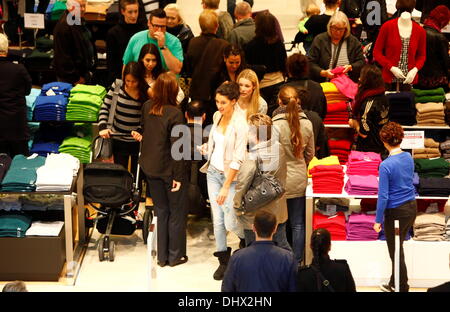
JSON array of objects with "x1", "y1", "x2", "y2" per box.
[
  {"x1": 297, "y1": 228, "x2": 356, "y2": 292},
  {"x1": 272, "y1": 86, "x2": 314, "y2": 264}
]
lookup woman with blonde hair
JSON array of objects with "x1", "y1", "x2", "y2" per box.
[
  {"x1": 272, "y1": 85, "x2": 315, "y2": 264},
  {"x1": 236, "y1": 69, "x2": 268, "y2": 119}
]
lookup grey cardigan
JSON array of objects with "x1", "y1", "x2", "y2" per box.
[
  {"x1": 272, "y1": 112, "x2": 315, "y2": 198},
  {"x1": 308, "y1": 32, "x2": 365, "y2": 83}
]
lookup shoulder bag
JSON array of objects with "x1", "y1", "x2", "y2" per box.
[
  {"x1": 93, "y1": 79, "x2": 122, "y2": 160},
  {"x1": 242, "y1": 158, "x2": 285, "y2": 213}
]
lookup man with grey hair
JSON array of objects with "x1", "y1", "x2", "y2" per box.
[
  {"x1": 53, "y1": 0, "x2": 96, "y2": 85},
  {"x1": 0, "y1": 33, "x2": 32, "y2": 157},
  {"x1": 227, "y1": 1, "x2": 255, "y2": 49}
]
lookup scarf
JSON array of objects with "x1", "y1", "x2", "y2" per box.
[{"x1": 353, "y1": 86, "x2": 385, "y2": 117}]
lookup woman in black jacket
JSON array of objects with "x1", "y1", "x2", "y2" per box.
[
  {"x1": 132, "y1": 72, "x2": 187, "y2": 267},
  {"x1": 417, "y1": 5, "x2": 450, "y2": 92},
  {"x1": 349, "y1": 64, "x2": 389, "y2": 155},
  {"x1": 297, "y1": 228, "x2": 356, "y2": 292},
  {"x1": 308, "y1": 11, "x2": 365, "y2": 83}
]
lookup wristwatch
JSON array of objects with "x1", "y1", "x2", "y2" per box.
[{"x1": 160, "y1": 45, "x2": 166, "y2": 50}]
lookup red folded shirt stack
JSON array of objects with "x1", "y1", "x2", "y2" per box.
[
  {"x1": 328, "y1": 139, "x2": 353, "y2": 164},
  {"x1": 310, "y1": 164, "x2": 344, "y2": 194},
  {"x1": 313, "y1": 212, "x2": 347, "y2": 241},
  {"x1": 324, "y1": 101, "x2": 349, "y2": 125}
]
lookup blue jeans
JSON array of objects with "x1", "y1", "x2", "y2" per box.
[
  {"x1": 207, "y1": 166, "x2": 244, "y2": 252},
  {"x1": 244, "y1": 222, "x2": 292, "y2": 252},
  {"x1": 287, "y1": 197, "x2": 306, "y2": 263}
]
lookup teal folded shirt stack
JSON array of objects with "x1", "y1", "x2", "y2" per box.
[
  {"x1": 412, "y1": 88, "x2": 446, "y2": 104},
  {"x1": 414, "y1": 158, "x2": 450, "y2": 178},
  {"x1": 67, "y1": 84, "x2": 106, "y2": 121},
  {"x1": 58, "y1": 136, "x2": 92, "y2": 163},
  {"x1": 0, "y1": 214, "x2": 32, "y2": 237},
  {"x1": 26, "y1": 88, "x2": 41, "y2": 121},
  {"x1": 1, "y1": 155, "x2": 46, "y2": 192}
]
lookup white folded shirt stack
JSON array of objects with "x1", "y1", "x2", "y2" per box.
[
  {"x1": 36, "y1": 153, "x2": 80, "y2": 192},
  {"x1": 26, "y1": 221, "x2": 64, "y2": 236}
]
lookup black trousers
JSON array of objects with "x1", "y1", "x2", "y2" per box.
[
  {"x1": 146, "y1": 176, "x2": 187, "y2": 264},
  {"x1": 0, "y1": 140, "x2": 29, "y2": 158},
  {"x1": 384, "y1": 199, "x2": 417, "y2": 292}
]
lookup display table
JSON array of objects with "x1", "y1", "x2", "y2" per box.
[
  {"x1": 0, "y1": 166, "x2": 86, "y2": 285},
  {"x1": 305, "y1": 179, "x2": 450, "y2": 288}
]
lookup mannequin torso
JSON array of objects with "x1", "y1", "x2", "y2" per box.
[{"x1": 398, "y1": 12, "x2": 412, "y2": 38}]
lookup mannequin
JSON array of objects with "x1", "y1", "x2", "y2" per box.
[{"x1": 373, "y1": 10, "x2": 426, "y2": 90}]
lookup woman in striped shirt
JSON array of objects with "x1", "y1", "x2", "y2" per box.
[{"x1": 98, "y1": 61, "x2": 148, "y2": 175}]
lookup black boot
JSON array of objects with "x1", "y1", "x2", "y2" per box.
[{"x1": 213, "y1": 247, "x2": 231, "y2": 280}]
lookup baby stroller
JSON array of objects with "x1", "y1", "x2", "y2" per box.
[{"x1": 84, "y1": 134, "x2": 153, "y2": 261}]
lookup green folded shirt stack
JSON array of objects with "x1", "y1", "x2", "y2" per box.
[
  {"x1": 0, "y1": 214, "x2": 32, "y2": 238},
  {"x1": 1, "y1": 155, "x2": 46, "y2": 192},
  {"x1": 412, "y1": 88, "x2": 446, "y2": 104},
  {"x1": 414, "y1": 158, "x2": 450, "y2": 178},
  {"x1": 67, "y1": 84, "x2": 107, "y2": 121},
  {"x1": 58, "y1": 136, "x2": 92, "y2": 164}
]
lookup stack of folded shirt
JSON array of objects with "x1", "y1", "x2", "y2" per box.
[
  {"x1": 441, "y1": 139, "x2": 450, "y2": 161},
  {"x1": 417, "y1": 177, "x2": 450, "y2": 197},
  {"x1": 413, "y1": 172, "x2": 420, "y2": 195},
  {"x1": 315, "y1": 198, "x2": 350, "y2": 214},
  {"x1": 415, "y1": 102, "x2": 446, "y2": 126},
  {"x1": 21, "y1": 195, "x2": 65, "y2": 211},
  {"x1": 324, "y1": 101, "x2": 349, "y2": 124},
  {"x1": 26, "y1": 88, "x2": 41, "y2": 121},
  {"x1": 313, "y1": 212, "x2": 347, "y2": 240},
  {"x1": 416, "y1": 199, "x2": 447, "y2": 213},
  {"x1": 310, "y1": 165, "x2": 345, "y2": 194},
  {"x1": 41, "y1": 82, "x2": 73, "y2": 97},
  {"x1": 445, "y1": 93, "x2": 450, "y2": 125},
  {"x1": 359, "y1": 198, "x2": 378, "y2": 212},
  {"x1": 321, "y1": 82, "x2": 349, "y2": 103},
  {"x1": 58, "y1": 136, "x2": 92, "y2": 164},
  {"x1": 346, "y1": 213, "x2": 378, "y2": 241},
  {"x1": 386, "y1": 92, "x2": 416, "y2": 125},
  {"x1": 0, "y1": 214, "x2": 32, "y2": 237},
  {"x1": 307, "y1": 155, "x2": 341, "y2": 177},
  {"x1": 413, "y1": 138, "x2": 442, "y2": 159},
  {"x1": 413, "y1": 87, "x2": 446, "y2": 105},
  {"x1": 413, "y1": 212, "x2": 446, "y2": 241},
  {"x1": 346, "y1": 151, "x2": 381, "y2": 176},
  {"x1": 328, "y1": 139, "x2": 352, "y2": 164},
  {"x1": 0, "y1": 195, "x2": 22, "y2": 211},
  {"x1": 33, "y1": 94, "x2": 68, "y2": 121},
  {"x1": 66, "y1": 84, "x2": 106, "y2": 121},
  {"x1": 26, "y1": 221, "x2": 64, "y2": 236},
  {"x1": 345, "y1": 175, "x2": 379, "y2": 195},
  {"x1": 30, "y1": 142, "x2": 61, "y2": 157},
  {"x1": 36, "y1": 153, "x2": 80, "y2": 191},
  {"x1": 414, "y1": 158, "x2": 450, "y2": 178},
  {"x1": 1, "y1": 155, "x2": 46, "y2": 192}
]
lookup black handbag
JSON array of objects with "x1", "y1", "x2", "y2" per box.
[
  {"x1": 242, "y1": 159, "x2": 285, "y2": 213},
  {"x1": 93, "y1": 79, "x2": 122, "y2": 160}
]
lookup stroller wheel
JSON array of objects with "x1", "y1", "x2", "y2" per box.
[
  {"x1": 98, "y1": 240, "x2": 105, "y2": 262},
  {"x1": 108, "y1": 240, "x2": 115, "y2": 262},
  {"x1": 142, "y1": 208, "x2": 153, "y2": 245}
]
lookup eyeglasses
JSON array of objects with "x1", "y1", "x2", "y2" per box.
[
  {"x1": 151, "y1": 23, "x2": 167, "y2": 29},
  {"x1": 330, "y1": 26, "x2": 346, "y2": 32}
]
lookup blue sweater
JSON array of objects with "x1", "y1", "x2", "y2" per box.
[{"x1": 375, "y1": 152, "x2": 416, "y2": 224}]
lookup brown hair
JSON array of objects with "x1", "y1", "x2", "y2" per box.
[
  {"x1": 119, "y1": 0, "x2": 138, "y2": 11},
  {"x1": 286, "y1": 53, "x2": 309, "y2": 78},
  {"x1": 248, "y1": 113, "x2": 273, "y2": 142},
  {"x1": 354, "y1": 64, "x2": 385, "y2": 116},
  {"x1": 379, "y1": 122, "x2": 404, "y2": 147},
  {"x1": 395, "y1": 0, "x2": 416, "y2": 13},
  {"x1": 202, "y1": 0, "x2": 220, "y2": 9},
  {"x1": 149, "y1": 72, "x2": 178, "y2": 116},
  {"x1": 199, "y1": 9, "x2": 219, "y2": 34},
  {"x1": 278, "y1": 86, "x2": 304, "y2": 159},
  {"x1": 254, "y1": 210, "x2": 277, "y2": 238},
  {"x1": 255, "y1": 11, "x2": 279, "y2": 44}
]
